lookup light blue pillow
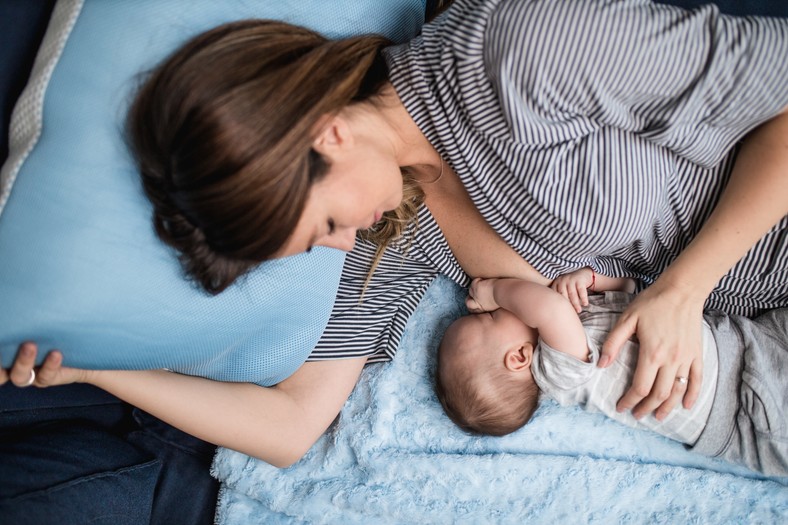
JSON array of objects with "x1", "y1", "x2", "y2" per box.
[{"x1": 0, "y1": 0, "x2": 425, "y2": 385}]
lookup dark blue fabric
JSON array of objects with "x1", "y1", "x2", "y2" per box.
[
  {"x1": 0, "y1": 423, "x2": 160, "y2": 525},
  {"x1": 0, "y1": 384, "x2": 219, "y2": 525},
  {"x1": 127, "y1": 410, "x2": 220, "y2": 525},
  {"x1": 655, "y1": 0, "x2": 788, "y2": 16},
  {"x1": 0, "y1": 0, "x2": 56, "y2": 166}
]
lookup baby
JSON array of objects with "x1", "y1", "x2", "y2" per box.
[{"x1": 435, "y1": 269, "x2": 788, "y2": 476}]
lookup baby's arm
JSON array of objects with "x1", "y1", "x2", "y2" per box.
[
  {"x1": 470, "y1": 278, "x2": 589, "y2": 362},
  {"x1": 551, "y1": 267, "x2": 637, "y2": 313}
]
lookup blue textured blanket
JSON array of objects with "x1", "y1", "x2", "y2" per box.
[{"x1": 212, "y1": 276, "x2": 787, "y2": 524}]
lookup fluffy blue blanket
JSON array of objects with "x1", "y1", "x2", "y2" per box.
[{"x1": 212, "y1": 276, "x2": 787, "y2": 524}]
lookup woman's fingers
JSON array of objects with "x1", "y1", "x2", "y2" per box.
[
  {"x1": 606, "y1": 312, "x2": 674, "y2": 416},
  {"x1": 604, "y1": 272, "x2": 706, "y2": 419},
  {"x1": 600, "y1": 313, "x2": 637, "y2": 368},
  {"x1": 36, "y1": 351, "x2": 64, "y2": 386},
  {"x1": 653, "y1": 364, "x2": 690, "y2": 421},
  {"x1": 615, "y1": 350, "x2": 660, "y2": 414},
  {"x1": 629, "y1": 364, "x2": 679, "y2": 419},
  {"x1": 9, "y1": 342, "x2": 38, "y2": 387},
  {"x1": 684, "y1": 361, "x2": 702, "y2": 409},
  {"x1": 1, "y1": 343, "x2": 70, "y2": 389},
  {"x1": 615, "y1": 339, "x2": 703, "y2": 419}
]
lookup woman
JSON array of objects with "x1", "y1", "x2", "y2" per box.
[{"x1": 4, "y1": 0, "x2": 788, "y2": 468}]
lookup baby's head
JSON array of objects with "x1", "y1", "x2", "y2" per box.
[{"x1": 435, "y1": 308, "x2": 540, "y2": 436}]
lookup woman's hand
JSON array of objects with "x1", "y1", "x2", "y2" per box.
[
  {"x1": 551, "y1": 268, "x2": 594, "y2": 313},
  {"x1": 2, "y1": 342, "x2": 368, "y2": 467},
  {"x1": 466, "y1": 277, "x2": 500, "y2": 313},
  {"x1": 600, "y1": 277, "x2": 704, "y2": 420},
  {"x1": 600, "y1": 108, "x2": 788, "y2": 421},
  {"x1": 0, "y1": 342, "x2": 91, "y2": 388}
]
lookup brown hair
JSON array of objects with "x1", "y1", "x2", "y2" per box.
[
  {"x1": 435, "y1": 334, "x2": 539, "y2": 436},
  {"x1": 127, "y1": 20, "x2": 405, "y2": 293}
]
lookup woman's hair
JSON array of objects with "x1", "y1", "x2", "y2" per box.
[
  {"x1": 127, "y1": 20, "x2": 402, "y2": 293},
  {"x1": 435, "y1": 336, "x2": 539, "y2": 437},
  {"x1": 358, "y1": 166, "x2": 425, "y2": 284}
]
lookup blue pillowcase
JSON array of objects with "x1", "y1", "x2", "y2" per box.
[{"x1": 0, "y1": 0, "x2": 425, "y2": 385}]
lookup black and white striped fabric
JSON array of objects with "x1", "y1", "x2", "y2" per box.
[{"x1": 311, "y1": 0, "x2": 788, "y2": 362}]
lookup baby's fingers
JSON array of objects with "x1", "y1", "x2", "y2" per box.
[
  {"x1": 564, "y1": 284, "x2": 582, "y2": 313},
  {"x1": 551, "y1": 279, "x2": 570, "y2": 300},
  {"x1": 576, "y1": 283, "x2": 589, "y2": 307},
  {"x1": 466, "y1": 296, "x2": 484, "y2": 313}
]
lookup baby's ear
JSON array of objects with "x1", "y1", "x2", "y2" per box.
[{"x1": 504, "y1": 343, "x2": 533, "y2": 372}]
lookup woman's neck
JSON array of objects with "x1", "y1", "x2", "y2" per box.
[{"x1": 374, "y1": 83, "x2": 442, "y2": 171}]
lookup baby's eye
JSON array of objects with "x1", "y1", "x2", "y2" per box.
[{"x1": 327, "y1": 218, "x2": 336, "y2": 235}]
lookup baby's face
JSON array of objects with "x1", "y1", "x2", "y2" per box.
[
  {"x1": 468, "y1": 308, "x2": 530, "y2": 340},
  {"x1": 447, "y1": 309, "x2": 536, "y2": 365}
]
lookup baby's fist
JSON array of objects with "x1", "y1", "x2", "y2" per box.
[{"x1": 468, "y1": 278, "x2": 499, "y2": 312}]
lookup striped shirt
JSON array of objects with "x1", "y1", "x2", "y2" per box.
[
  {"x1": 531, "y1": 292, "x2": 718, "y2": 445},
  {"x1": 311, "y1": 0, "x2": 788, "y2": 362}
]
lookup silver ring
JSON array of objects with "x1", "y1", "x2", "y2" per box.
[
  {"x1": 21, "y1": 369, "x2": 36, "y2": 387},
  {"x1": 675, "y1": 376, "x2": 688, "y2": 385}
]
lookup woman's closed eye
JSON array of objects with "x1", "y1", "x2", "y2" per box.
[{"x1": 306, "y1": 219, "x2": 337, "y2": 253}]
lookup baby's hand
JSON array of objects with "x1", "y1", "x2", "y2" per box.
[
  {"x1": 466, "y1": 278, "x2": 499, "y2": 313},
  {"x1": 551, "y1": 268, "x2": 594, "y2": 313}
]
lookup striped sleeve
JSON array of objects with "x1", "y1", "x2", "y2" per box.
[
  {"x1": 488, "y1": 0, "x2": 788, "y2": 167},
  {"x1": 309, "y1": 206, "x2": 468, "y2": 362}
]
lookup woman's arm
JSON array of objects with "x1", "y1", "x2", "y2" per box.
[
  {"x1": 422, "y1": 163, "x2": 550, "y2": 285},
  {"x1": 3, "y1": 342, "x2": 366, "y2": 468},
  {"x1": 603, "y1": 108, "x2": 788, "y2": 420}
]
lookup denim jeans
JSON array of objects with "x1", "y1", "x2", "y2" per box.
[{"x1": 0, "y1": 384, "x2": 219, "y2": 525}]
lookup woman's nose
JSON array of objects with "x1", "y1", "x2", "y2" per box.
[{"x1": 319, "y1": 227, "x2": 357, "y2": 252}]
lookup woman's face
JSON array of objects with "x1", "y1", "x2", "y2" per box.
[{"x1": 276, "y1": 141, "x2": 404, "y2": 256}]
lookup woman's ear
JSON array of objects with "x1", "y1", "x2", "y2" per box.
[
  {"x1": 503, "y1": 342, "x2": 533, "y2": 372},
  {"x1": 312, "y1": 114, "x2": 353, "y2": 153}
]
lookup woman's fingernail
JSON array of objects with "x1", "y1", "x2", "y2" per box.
[{"x1": 598, "y1": 356, "x2": 609, "y2": 368}]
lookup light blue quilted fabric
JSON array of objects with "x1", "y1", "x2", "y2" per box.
[{"x1": 0, "y1": 0, "x2": 426, "y2": 385}]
